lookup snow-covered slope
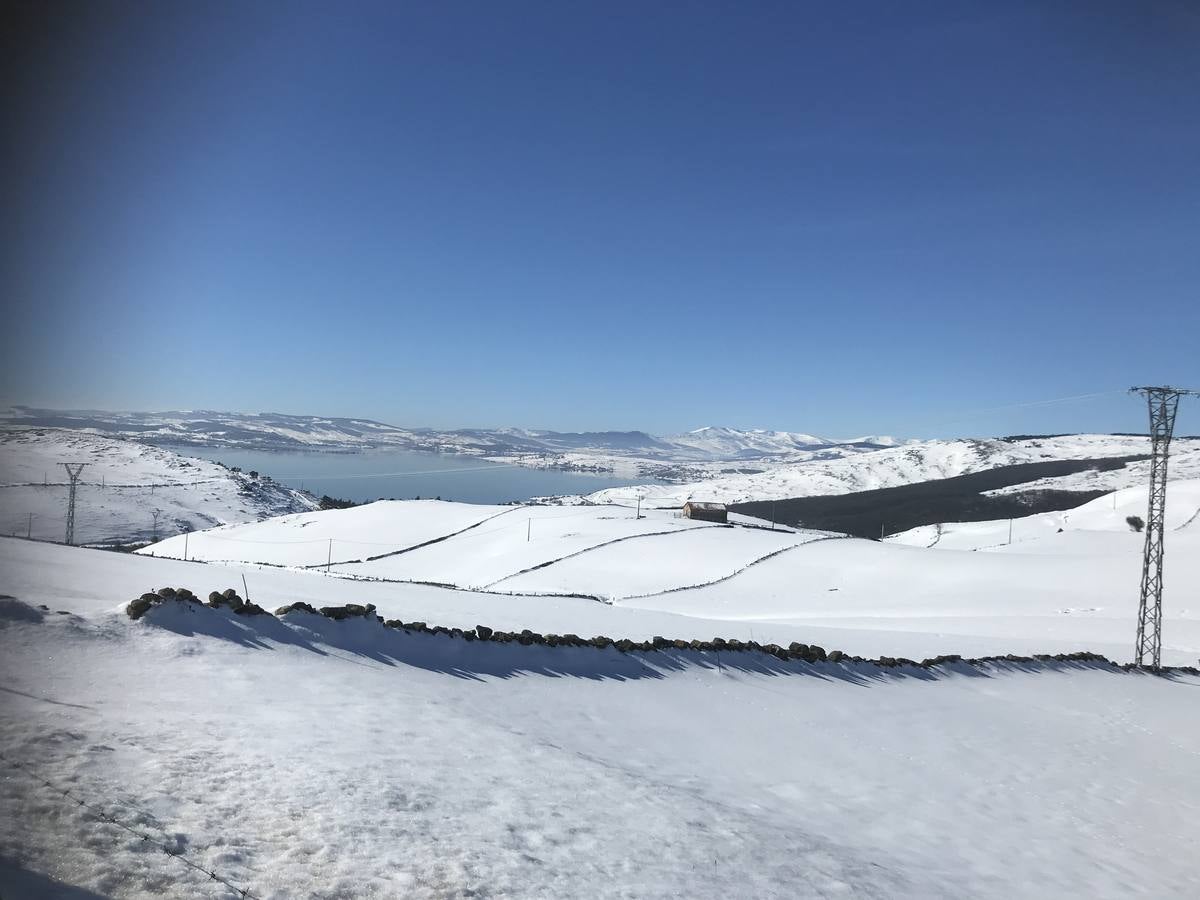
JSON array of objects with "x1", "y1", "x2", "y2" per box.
[
  {"x1": 9, "y1": 410, "x2": 1189, "y2": 502},
  {"x1": 141, "y1": 500, "x2": 515, "y2": 568},
  {"x1": 663, "y1": 426, "x2": 841, "y2": 458},
  {"x1": 142, "y1": 503, "x2": 812, "y2": 595},
  {"x1": 127, "y1": 491, "x2": 1200, "y2": 665},
  {"x1": 1, "y1": 542, "x2": 1198, "y2": 899},
  {"x1": 582, "y1": 434, "x2": 1198, "y2": 505},
  {"x1": 888, "y1": 479, "x2": 1200, "y2": 552},
  {"x1": 0, "y1": 429, "x2": 316, "y2": 544}
]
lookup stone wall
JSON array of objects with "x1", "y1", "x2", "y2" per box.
[{"x1": 126, "y1": 587, "x2": 1200, "y2": 676}]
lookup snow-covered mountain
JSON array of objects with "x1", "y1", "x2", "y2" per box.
[
  {"x1": 0, "y1": 408, "x2": 899, "y2": 465},
  {"x1": 664, "y1": 426, "x2": 842, "y2": 459}
]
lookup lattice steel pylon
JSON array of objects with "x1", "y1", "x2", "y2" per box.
[
  {"x1": 62, "y1": 462, "x2": 86, "y2": 546},
  {"x1": 1130, "y1": 386, "x2": 1197, "y2": 668}
]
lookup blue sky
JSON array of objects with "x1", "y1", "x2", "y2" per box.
[{"x1": 4, "y1": 1, "x2": 1198, "y2": 438}]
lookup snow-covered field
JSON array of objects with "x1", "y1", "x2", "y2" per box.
[
  {"x1": 0, "y1": 429, "x2": 317, "y2": 545},
  {"x1": 124, "y1": 480, "x2": 1200, "y2": 665},
  {"x1": 2, "y1": 540, "x2": 1199, "y2": 899},
  {"x1": 4, "y1": 429, "x2": 1200, "y2": 898},
  {"x1": 141, "y1": 503, "x2": 814, "y2": 594},
  {"x1": 141, "y1": 500, "x2": 516, "y2": 569}
]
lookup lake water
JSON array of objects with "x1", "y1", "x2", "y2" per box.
[{"x1": 164, "y1": 446, "x2": 664, "y2": 505}]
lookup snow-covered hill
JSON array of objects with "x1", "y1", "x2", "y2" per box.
[
  {"x1": 662, "y1": 425, "x2": 866, "y2": 458},
  {"x1": 10, "y1": 409, "x2": 1191, "y2": 504},
  {"x1": 1, "y1": 407, "x2": 897, "y2": 468},
  {"x1": 888, "y1": 480, "x2": 1200, "y2": 552},
  {"x1": 0, "y1": 429, "x2": 317, "y2": 544},
  {"x1": 581, "y1": 434, "x2": 1200, "y2": 505},
  {"x1": 2, "y1": 538, "x2": 1199, "y2": 898},
  {"x1": 128, "y1": 487, "x2": 1200, "y2": 665}
]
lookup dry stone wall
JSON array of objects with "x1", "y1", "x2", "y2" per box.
[{"x1": 125, "y1": 586, "x2": 1200, "y2": 677}]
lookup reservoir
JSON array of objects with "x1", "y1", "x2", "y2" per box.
[{"x1": 165, "y1": 446, "x2": 666, "y2": 505}]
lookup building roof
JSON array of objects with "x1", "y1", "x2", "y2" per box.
[{"x1": 685, "y1": 501, "x2": 727, "y2": 511}]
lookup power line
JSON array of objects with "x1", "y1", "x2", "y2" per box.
[
  {"x1": 906, "y1": 388, "x2": 1129, "y2": 432},
  {"x1": 62, "y1": 462, "x2": 86, "y2": 545},
  {"x1": 1131, "y1": 385, "x2": 1198, "y2": 669}
]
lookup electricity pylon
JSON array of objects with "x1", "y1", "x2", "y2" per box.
[
  {"x1": 62, "y1": 463, "x2": 87, "y2": 546},
  {"x1": 1130, "y1": 386, "x2": 1197, "y2": 668}
]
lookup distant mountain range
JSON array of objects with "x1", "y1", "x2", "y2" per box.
[{"x1": 0, "y1": 407, "x2": 908, "y2": 463}]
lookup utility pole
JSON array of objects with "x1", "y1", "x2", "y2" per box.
[
  {"x1": 183, "y1": 531, "x2": 189, "y2": 561},
  {"x1": 26, "y1": 513, "x2": 33, "y2": 539},
  {"x1": 636, "y1": 496, "x2": 642, "y2": 519},
  {"x1": 151, "y1": 509, "x2": 163, "y2": 542},
  {"x1": 327, "y1": 538, "x2": 333, "y2": 572},
  {"x1": 772, "y1": 500, "x2": 777, "y2": 531},
  {"x1": 1007, "y1": 519, "x2": 1013, "y2": 545},
  {"x1": 1131, "y1": 385, "x2": 1198, "y2": 669},
  {"x1": 527, "y1": 518, "x2": 531, "y2": 542},
  {"x1": 62, "y1": 463, "x2": 86, "y2": 545}
]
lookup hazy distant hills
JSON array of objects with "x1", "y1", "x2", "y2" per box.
[{"x1": 0, "y1": 407, "x2": 904, "y2": 463}]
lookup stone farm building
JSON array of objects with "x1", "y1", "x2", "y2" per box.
[{"x1": 682, "y1": 501, "x2": 728, "y2": 524}]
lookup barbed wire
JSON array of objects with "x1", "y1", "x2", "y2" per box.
[{"x1": 0, "y1": 749, "x2": 260, "y2": 899}]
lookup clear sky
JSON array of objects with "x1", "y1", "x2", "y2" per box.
[{"x1": 4, "y1": 1, "x2": 1198, "y2": 438}]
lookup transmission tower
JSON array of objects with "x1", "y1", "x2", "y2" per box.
[
  {"x1": 1130, "y1": 386, "x2": 1197, "y2": 668},
  {"x1": 62, "y1": 463, "x2": 87, "y2": 546}
]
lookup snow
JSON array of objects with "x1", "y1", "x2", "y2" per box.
[
  {"x1": 581, "y1": 433, "x2": 1196, "y2": 505},
  {"x1": 5, "y1": 428, "x2": 1200, "y2": 896},
  {"x1": 140, "y1": 500, "x2": 514, "y2": 568},
  {"x1": 329, "y1": 506, "x2": 742, "y2": 589},
  {"x1": 983, "y1": 445, "x2": 1200, "y2": 496},
  {"x1": 0, "y1": 409, "x2": 903, "y2": 469},
  {"x1": 1, "y1": 544, "x2": 1199, "y2": 899},
  {"x1": 887, "y1": 479, "x2": 1200, "y2": 552},
  {"x1": 667, "y1": 425, "x2": 836, "y2": 457},
  {"x1": 104, "y1": 476, "x2": 1200, "y2": 666},
  {"x1": 0, "y1": 429, "x2": 316, "y2": 544},
  {"x1": 497, "y1": 526, "x2": 817, "y2": 599}
]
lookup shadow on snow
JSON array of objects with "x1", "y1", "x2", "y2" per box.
[{"x1": 136, "y1": 601, "x2": 1142, "y2": 687}]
